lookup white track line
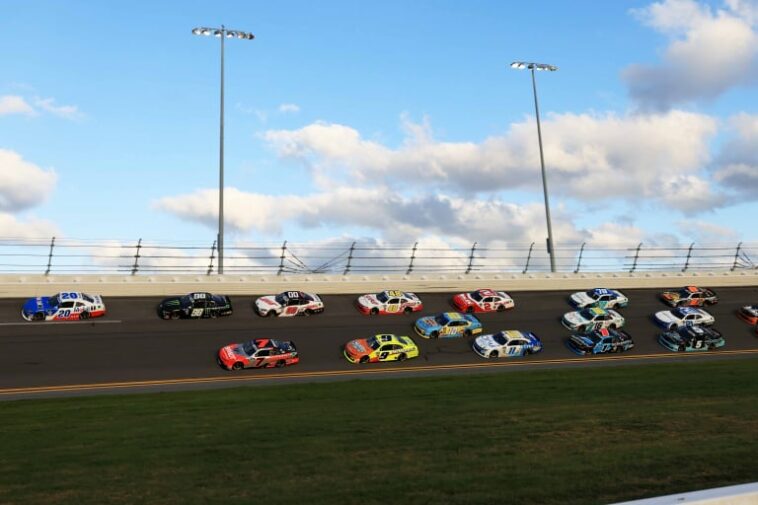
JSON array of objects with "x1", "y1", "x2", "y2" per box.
[{"x1": 0, "y1": 320, "x2": 122, "y2": 326}]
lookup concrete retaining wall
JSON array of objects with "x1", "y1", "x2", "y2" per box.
[{"x1": 0, "y1": 271, "x2": 755, "y2": 298}]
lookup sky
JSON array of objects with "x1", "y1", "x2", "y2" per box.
[{"x1": 1, "y1": 0, "x2": 757, "y2": 258}]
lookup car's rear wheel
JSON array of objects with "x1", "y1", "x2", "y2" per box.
[
  {"x1": 232, "y1": 362, "x2": 244, "y2": 371},
  {"x1": 370, "y1": 307, "x2": 379, "y2": 315},
  {"x1": 275, "y1": 360, "x2": 286, "y2": 368},
  {"x1": 33, "y1": 312, "x2": 44, "y2": 321},
  {"x1": 79, "y1": 311, "x2": 90, "y2": 320},
  {"x1": 304, "y1": 309, "x2": 312, "y2": 316},
  {"x1": 397, "y1": 353, "x2": 407, "y2": 362},
  {"x1": 359, "y1": 356, "x2": 369, "y2": 364}
]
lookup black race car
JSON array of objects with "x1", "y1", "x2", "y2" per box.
[{"x1": 158, "y1": 292, "x2": 232, "y2": 320}]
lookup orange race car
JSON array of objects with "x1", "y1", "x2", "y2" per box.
[
  {"x1": 217, "y1": 339, "x2": 299, "y2": 371},
  {"x1": 659, "y1": 286, "x2": 718, "y2": 307}
]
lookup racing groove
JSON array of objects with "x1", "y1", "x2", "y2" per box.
[{"x1": 0, "y1": 287, "x2": 756, "y2": 391}]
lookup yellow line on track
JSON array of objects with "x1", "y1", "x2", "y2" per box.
[{"x1": 2, "y1": 348, "x2": 758, "y2": 396}]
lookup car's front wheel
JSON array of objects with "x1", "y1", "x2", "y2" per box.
[
  {"x1": 232, "y1": 362, "x2": 244, "y2": 371},
  {"x1": 370, "y1": 307, "x2": 379, "y2": 315},
  {"x1": 466, "y1": 307, "x2": 475, "y2": 314},
  {"x1": 275, "y1": 360, "x2": 286, "y2": 368},
  {"x1": 489, "y1": 351, "x2": 499, "y2": 358},
  {"x1": 430, "y1": 331, "x2": 439, "y2": 339},
  {"x1": 404, "y1": 307, "x2": 412, "y2": 315},
  {"x1": 397, "y1": 353, "x2": 407, "y2": 362},
  {"x1": 359, "y1": 356, "x2": 369, "y2": 364},
  {"x1": 33, "y1": 312, "x2": 44, "y2": 321},
  {"x1": 497, "y1": 305, "x2": 505, "y2": 312}
]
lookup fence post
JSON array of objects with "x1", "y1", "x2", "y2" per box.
[
  {"x1": 629, "y1": 243, "x2": 643, "y2": 273},
  {"x1": 574, "y1": 242, "x2": 586, "y2": 274},
  {"x1": 731, "y1": 242, "x2": 743, "y2": 271},
  {"x1": 44, "y1": 236, "x2": 56, "y2": 276},
  {"x1": 682, "y1": 242, "x2": 695, "y2": 272},
  {"x1": 522, "y1": 242, "x2": 535, "y2": 274},
  {"x1": 206, "y1": 240, "x2": 217, "y2": 276},
  {"x1": 343, "y1": 241, "x2": 356, "y2": 275},
  {"x1": 465, "y1": 242, "x2": 477, "y2": 274},
  {"x1": 277, "y1": 240, "x2": 288, "y2": 276},
  {"x1": 130, "y1": 238, "x2": 142, "y2": 275},
  {"x1": 406, "y1": 242, "x2": 418, "y2": 275}
]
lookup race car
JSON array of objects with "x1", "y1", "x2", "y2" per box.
[
  {"x1": 157, "y1": 292, "x2": 232, "y2": 319},
  {"x1": 355, "y1": 290, "x2": 423, "y2": 315},
  {"x1": 568, "y1": 288, "x2": 628, "y2": 309},
  {"x1": 217, "y1": 339, "x2": 299, "y2": 370},
  {"x1": 414, "y1": 312, "x2": 482, "y2": 338},
  {"x1": 736, "y1": 305, "x2": 758, "y2": 325},
  {"x1": 566, "y1": 328, "x2": 634, "y2": 355},
  {"x1": 21, "y1": 291, "x2": 106, "y2": 321},
  {"x1": 451, "y1": 289, "x2": 515, "y2": 313},
  {"x1": 659, "y1": 286, "x2": 718, "y2": 307},
  {"x1": 561, "y1": 307, "x2": 625, "y2": 334},
  {"x1": 343, "y1": 334, "x2": 419, "y2": 364},
  {"x1": 472, "y1": 330, "x2": 542, "y2": 358},
  {"x1": 653, "y1": 307, "x2": 715, "y2": 331},
  {"x1": 254, "y1": 291, "x2": 324, "y2": 317},
  {"x1": 658, "y1": 325, "x2": 725, "y2": 352}
]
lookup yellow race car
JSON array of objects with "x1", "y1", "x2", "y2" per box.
[{"x1": 343, "y1": 334, "x2": 420, "y2": 364}]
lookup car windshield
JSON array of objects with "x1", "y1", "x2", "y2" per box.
[
  {"x1": 586, "y1": 334, "x2": 602, "y2": 344},
  {"x1": 275, "y1": 294, "x2": 288, "y2": 305},
  {"x1": 51, "y1": 294, "x2": 61, "y2": 306},
  {"x1": 365, "y1": 336, "x2": 381, "y2": 350},
  {"x1": 241, "y1": 341, "x2": 256, "y2": 355},
  {"x1": 179, "y1": 295, "x2": 192, "y2": 305},
  {"x1": 579, "y1": 309, "x2": 596, "y2": 320},
  {"x1": 672, "y1": 308, "x2": 690, "y2": 318},
  {"x1": 376, "y1": 292, "x2": 389, "y2": 303},
  {"x1": 469, "y1": 291, "x2": 484, "y2": 302},
  {"x1": 82, "y1": 294, "x2": 94, "y2": 303},
  {"x1": 434, "y1": 314, "x2": 450, "y2": 325},
  {"x1": 492, "y1": 333, "x2": 508, "y2": 345}
]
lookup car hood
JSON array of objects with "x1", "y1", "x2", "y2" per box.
[
  {"x1": 563, "y1": 312, "x2": 586, "y2": 325},
  {"x1": 256, "y1": 296, "x2": 281, "y2": 309},
  {"x1": 22, "y1": 297, "x2": 54, "y2": 314},
  {"x1": 473, "y1": 334, "x2": 500, "y2": 350},
  {"x1": 160, "y1": 297, "x2": 187, "y2": 310},
  {"x1": 345, "y1": 339, "x2": 370, "y2": 357},
  {"x1": 661, "y1": 292, "x2": 680, "y2": 301},
  {"x1": 416, "y1": 317, "x2": 439, "y2": 330},
  {"x1": 655, "y1": 311, "x2": 677, "y2": 323},
  {"x1": 357, "y1": 295, "x2": 379, "y2": 307}
]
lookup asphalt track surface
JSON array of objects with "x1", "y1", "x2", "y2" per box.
[{"x1": 0, "y1": 286, "x2": 756, "y2": 398}]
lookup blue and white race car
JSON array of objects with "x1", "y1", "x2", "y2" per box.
[
  {"x1": 561, "y1": 307, "x2": 625, "y2": 334},
  {"x1": 568, "y1": 288, "x2": 628, "y2": 309},
  {"x1": 658, "y1": 325, "x2": 724, "y2": 352},
  {"x1": 653, "y1": 307, "x2": 715, "y2": 331},
  {"x1": 21, "y1": 292, "x2": 106, "y2": 321},
  {"x1": 414, "y1": 312, "x2": 482, "y2": 338},
  {"x1": 566, "y1": 328, "x2": 634, "y2": 355},
  {"x1": 472, "y1": 330, "x2": 542, "y2": 358}
]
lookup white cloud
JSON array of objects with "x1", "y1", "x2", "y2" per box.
[
  {"x1": 712, "y1": 113, "x2": 758, "y2": 199},
  {"x1": 263, "y1": 111, "x2": 719, "y2": 213},
  {"x1": 32, "y1": 97, "x2": 82, "y2": 120},
  {"x1": 623, "y1": 0, "x2": 758, "y2": 110},
  {"x1": 278, "y1": 103, "x2": 300, "y2": 114},
  {"x1": 0, "y1": 149, "x2": 58, "y2": 211},
  {"x1": 0, "y1": 212, "x2": 58, "y2": 239},
  {"x1": 676, "y1": 219, "x2": 741, "y2": 242},
  {"x1": 0, "y1": 95, "x2": 36, "y2": 116}
]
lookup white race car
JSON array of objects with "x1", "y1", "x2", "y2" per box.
[
  {"x1": 561, "y1": 307, "x2": 625, "y2": 334},
  {"x1": 569, "y1": 288, "x2": 628, "y2": 309},
  {"x1": 653, "y1": 307, "x2": 715, "y2": 331},
  {"x1": 355, "y1": 290, "x2": 423, "y2": 315},
  {"x1": 254, "y1": 291, "x2": 324, "y2": 317},
  {"x1": 21, "y1": 291, "x2": 106, "y2": 321},
  {"x1": 472, "y1": 330, "x2": 542, "y2": 358}
]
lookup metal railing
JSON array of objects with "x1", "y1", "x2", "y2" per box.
[{"x1": 0, "y1": 237, "x2": 754, "y2": 275}]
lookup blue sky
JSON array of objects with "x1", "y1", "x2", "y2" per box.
[{"x1": 1, "y1": 0, "x2": 756, "y2": 255}]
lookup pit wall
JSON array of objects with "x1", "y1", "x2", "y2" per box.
[{"x1": 0, "y1": 271, "x2": 755, "y2": 298}]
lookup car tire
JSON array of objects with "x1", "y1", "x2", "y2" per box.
[
  {"x1": 33, "y1": 312, "x2": 44, "y2": 321},
  {"x1": 464, "y1": 329, "x2": 472, "y2": 337},
  {"x1": 304, "y1": 309, "x2": 312, "y2": 316},
  {"x1": 370, "y1": 307, "x2": 379, "y2": 315},
  {"x1": 466, "y1": 307, "x2": 474, "y2": 314},
  {"x1": 79, "y1": 311, "x2": 90, "y2": 320},
  {"x1": 397, "y1": 353, "x2": 407, "y2": 362},
  {"x1": 359, "y1": 356, "x2": 369, "y2": 364},
  {"x1": 497, "y1": 305, "x2": 505, "y2": 312},
  {"x1": 404, "y1": 307, "x2": 412, "y2": 315},
  {"x1": 232, "y1": 362, "x2": 244, "y2": 371},
  {"x1": 670, "y1": 324, "x2": 677, "y2": 331},
  {"x1": 210, "y1": 311, "x2": 218, "y2": 319},
  {"x1": 489, "y1": 351, "x2": 499, "y2": 358},
  {"x1": 431, "y1": 331, "x2": 439, "y2": 339},
  {"x1": 275, "y1": 360, "x2": 286, "y2": 368},
  {"x1": 171, "y1": 312, "x2": 181, "y2": 320}
]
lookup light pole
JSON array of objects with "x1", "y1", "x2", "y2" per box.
[
  {"x1": 192, "y1": 25, "x2": 255, "y2": 274},
  {"x1": 511, "y1": 61, "x2": 558, "y2": 273}
]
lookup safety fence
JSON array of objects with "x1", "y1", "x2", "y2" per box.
[{"x1": 0, "y1": 237, "x2": 754, "y2": 275}]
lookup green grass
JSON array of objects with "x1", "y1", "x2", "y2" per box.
[{"x1": 1, "y1": 359, "x2": 757, "y2": 505}]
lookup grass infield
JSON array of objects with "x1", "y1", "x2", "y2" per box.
[{"x1": 1, "y1": 359, "x2": 757, "y2": 505}]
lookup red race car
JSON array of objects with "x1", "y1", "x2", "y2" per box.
[
  {"x1": 355, "y1": 290, "x2": 423, "y2": 315},
  {"x1": 217, "y1": 339, "x2": 299, "y2": 371},
  {"x1": 736, "y1": 305, "x2": 758, "y2": 325},
  {"x1": 452, "y1": 289, "x2": 515, "y2": 313}
]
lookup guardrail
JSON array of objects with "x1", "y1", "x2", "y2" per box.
[{"x1": 1, "y1": 238, "x2": 755, "y2": 275}]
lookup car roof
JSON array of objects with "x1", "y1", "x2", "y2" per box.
[{"x1": 589, "y1": 307, "x2": 606, "y2": 316}]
